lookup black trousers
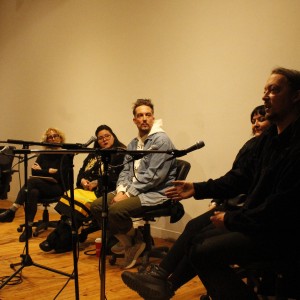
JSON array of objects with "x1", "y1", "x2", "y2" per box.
[
  {"x1": 160, "y1": 208, "x2": 217, "y2": 290},
  {"x1": 15, "y1": 177, "x2": 63, "y2": 222},
  {"x1": 160, "y1": 205, "x2": 283, "y2": 299}
]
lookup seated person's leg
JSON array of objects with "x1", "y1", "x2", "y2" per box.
[
  {"x1": 160, "y1": 209, "x2": 216, "y2": 276},
  {"x1": 109, "y1": 196, "x2": 149, "y2": 269},
  {"x1": 189, "y1": 229, "x2": 260, "y2": 300},
  {"x1": 90, "y1": 192, "x2": 115, "y2": 227},
  {"x1": 120, "y1": 215, "x2": 218, "y2": 299}
]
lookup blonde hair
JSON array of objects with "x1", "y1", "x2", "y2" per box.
[{"x1": 41, "y1": 127, "x2": 66, "y2": 143}]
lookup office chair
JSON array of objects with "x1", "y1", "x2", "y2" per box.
[
  {"x1": 109, "y1": 159, "x2": 191, "y2": 269},
  {"x1": 0, "y1": 146, "x2": 16, "y2": 200},
  {"x1": 17, "y1": 196, "x2": 61, "y2": 237}
]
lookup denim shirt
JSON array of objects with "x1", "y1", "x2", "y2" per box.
[{"x1": 117, "y1": 131, "x2": 177, "y2": 206}]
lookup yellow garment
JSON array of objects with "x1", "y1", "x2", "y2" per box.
[{"x1": 59, "y1": 189, "x2": 97, "y2": 217}]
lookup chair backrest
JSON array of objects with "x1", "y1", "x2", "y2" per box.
[
  {"x1": 0, "y1": 146, "x2": 16, "y2": 199},
  {"x1": 142, "y1": 159, "x2": 191, "y2": 223},
  {"x1": 175, "y1": 159, "x2": 191, "y2": 180}
]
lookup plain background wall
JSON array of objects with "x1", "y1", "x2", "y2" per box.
[{"x1": 1, "y1": 0, "x2": 300, "y2": 239}]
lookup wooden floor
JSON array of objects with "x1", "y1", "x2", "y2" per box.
[{"x1": 0, "y1": 199, "x2": 206, "y2": 300}]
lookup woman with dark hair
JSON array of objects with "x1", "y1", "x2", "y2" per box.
[
  {"x1": 250, "y1": 105, "x2": 270, "y2": 136},
  {"x1": 39, "y1": 125, "x2": 126, "y2": 252},
  {"x1": 76, "y1": 124, "x2": 126, "y2": 196}
]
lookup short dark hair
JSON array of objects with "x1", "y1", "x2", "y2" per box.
[
  {"x1": 271, "y1": 67, "x2": 300, "y2": 91},
  {"x1": 132, "y1": 99, "x2": 154, "y2": 116},
  {"x1": 250, "y1": 105, "x2": 266, "y2": 122}
]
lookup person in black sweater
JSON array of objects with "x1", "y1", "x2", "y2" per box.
[
  {"x1": 0, "y1": 127, "x2": 70, "y2": 242},
  {"x1": 121, "y1": 67, "x2": 300, "y2": 300}
]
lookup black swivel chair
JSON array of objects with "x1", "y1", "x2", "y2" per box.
[
  {"x1": 109, "y1": 159, "x2": 191, "y2": 269},
  {"x1": 17, "y1": 196, "x2": 61, "y2": 237},
  {"x1": 0, "y1": 146, "x2": 16, "y2": 201}
]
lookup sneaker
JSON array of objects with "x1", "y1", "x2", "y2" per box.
[
  {"x1": 0, "y1": 209, "x2": 15, "y2": 222},
  {"x1": 19, "y1": 227, "x2": 32, "y2": 242},
  {"x1": 122, "y1": 241, "x2": 146, "y2": 269},
  {"x1": 111, "y1": 241, "x2": 125, "y2": 254},
  {"x1": 121, "y1": 264, "x2": 174, "y2": 299}
]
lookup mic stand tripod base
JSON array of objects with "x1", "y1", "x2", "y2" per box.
[{"x1": 0, "y1": 253, "x2": 74, "y2": 289}]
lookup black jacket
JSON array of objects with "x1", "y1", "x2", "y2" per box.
[
  {"x1": 194, "y1": 118, "x2": 300, "y2": 251},
  {"x1": 76, "y1": 152, "x2": 124, "y2": 197}
]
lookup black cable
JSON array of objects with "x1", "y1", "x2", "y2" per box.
[
  {"x1": 84, "y1": 249, "x2": 96, "y2": 256},
  {"x1": 0, "y1": 274, "x2": 22, "y2": 285}
]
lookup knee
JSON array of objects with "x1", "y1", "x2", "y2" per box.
[
  {"x1": 184, "y1": 218, "x2": 196, "y2": 231},
  {"x1": 90, "y1": 198, "x2": 102, "y2": 215},
  {"x1": 108, "y1": 205, "x2": 121, "y2": 220}
]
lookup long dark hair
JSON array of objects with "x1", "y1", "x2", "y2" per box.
[{"x1": 93, "y1": 125, "x2": 126, "y2": 149}]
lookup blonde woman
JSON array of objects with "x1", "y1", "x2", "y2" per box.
[{"x1": 0, "y1": 127, "x2": 70, "y2": 242}]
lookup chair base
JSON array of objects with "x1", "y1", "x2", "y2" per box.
[
  {"x1": 17, "y1": 205, "x2": 59, "y2": 237},
  {"x1": 17, "y1": 220, "x2": 59, "y2": 237}
]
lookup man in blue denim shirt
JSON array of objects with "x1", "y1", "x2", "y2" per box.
[{"x1": 91, "y1": 99, "x2": 177, "y2": 269}]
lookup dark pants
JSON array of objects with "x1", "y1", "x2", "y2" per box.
[
  {"x1": 160, "y1": 206, "x2": 280, "y2": 299},
  {"x1": 189, "y1": 227, "x2": 261, "y2": 300},
  {"x1": 15, "y1": 177, "x2": 63, "y2": 222},
  {"x1": 160, "y1": 208, "x2": 217, "y2": 290}
]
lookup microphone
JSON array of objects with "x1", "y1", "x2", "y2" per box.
[
  {"x1": 82, "y1": 136, "x2": 97, "y2": 148},
  {"x1": 170, "y1": 140, "x2": 205, "y2": 157},
  {"x1": 60, "y1": 136, "x2": 97, "y2": 149}
]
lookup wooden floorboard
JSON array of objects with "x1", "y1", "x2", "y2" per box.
[{"x1": 0, "y1": 199, "x2": 206, "y2": 299}]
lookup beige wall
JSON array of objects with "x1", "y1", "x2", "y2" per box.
[{"x1": 1, "y1": 0, "x2": 300, "y2": 238}]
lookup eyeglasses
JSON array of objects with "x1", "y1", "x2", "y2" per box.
[
  {"x1": 47, "y1": 134, "x2": 60, "y2": 140},
  {"x1": 97, "y1": 134, "x2": 111, "y2": 141}
]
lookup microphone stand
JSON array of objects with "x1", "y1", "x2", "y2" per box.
[
  {"x1": 0, "y1": 141, "x2": 73, "y2": 291},
  {"x1": 98, "y1": 149, "x2": 110, "y2": 300}
]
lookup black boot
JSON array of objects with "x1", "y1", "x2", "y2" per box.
[
  {"x1": 121, "y1": 264, "x2": 174, "y2": 300},
  {"x1": 0, "y1": 209, "x2": 15, "y2": 222},
  {"x1": 19, "y1": 227, "x2": 33, "y2": 242}
]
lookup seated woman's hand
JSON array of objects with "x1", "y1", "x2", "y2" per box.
[{"x1": 87, "y1": 180, "x2": 98, "y2": 191}]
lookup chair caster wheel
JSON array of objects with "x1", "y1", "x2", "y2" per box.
[{"x1": 17, "y1": 226, "x2": 23, "y2": 232}]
